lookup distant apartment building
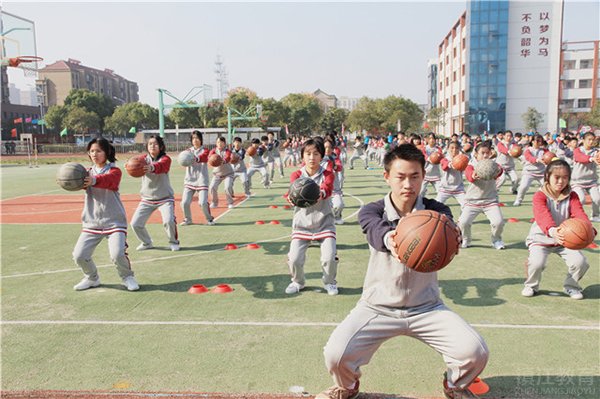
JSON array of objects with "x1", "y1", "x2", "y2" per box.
[
  {"x1": 426, "y1": 59, "x2": 439, "y2": 112},
  {"x1": 337, "y1": 96, "x2": 359, "y2": 111},
  {"x1": 559, "y1": 40, "x2": 599, "y2": 115},
  {"x1": 36, "y1": 58, "x2": 139, "y2": 107},
  {"x1": 432, "y1": 0, "x2": 564, "y2": 136},
  {"x1": 313, "y1": 89, "x2": 337, "y2": 112}
]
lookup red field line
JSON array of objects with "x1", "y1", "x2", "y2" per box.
[{"x1": 0, "y1": 194, "x2": 245, "y2": 224}]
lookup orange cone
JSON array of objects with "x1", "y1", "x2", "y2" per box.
[{"x1": 468, "y1": 377, "x2": 489, "y2": 395}]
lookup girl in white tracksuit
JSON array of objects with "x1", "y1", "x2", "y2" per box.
[
  {"x1": 72, "y1": 138, "x2": 139, "y2": 292},
  {"x1": 435, "y1": 141, "x2": 466, "y2": 207},
  {"x1": 421, "y1": 133, "x2": 443, "y2": 197},
  {"x1": 131, "y1": 135, "x2": 180, "y2": 251},
  {"x1": 495, "y1": 130, "x2": 519, "y2": 194},
  {"x1": 180, "y1": 130, "x2": 214, "y2": 226},
  {"x1": 571, "y1": 132, "x2": 600, "y2": 222},
  {"x1": 208, "y1": 136, "x2": 235, "y2": 208},
  {"x1": 322, "y1": 139, "x2": 345, "y2": 225},
  {"x1": 231, "y1": 137, "x2": 250, "y2": 197},
  {"x1": 514, "y1": 134, "x2": 549, "y2": 206},
  {"x1": 285, "y1": 138, "x2": 338, "y2": 296},
  {"x1": 522, "y1": 159, "x2": 595, "y2": 299}
]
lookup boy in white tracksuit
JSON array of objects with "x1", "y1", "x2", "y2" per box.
[
  {"x1": 246, "y1": 138, "x2": 271, "y2": 191},
  {"x1": 349, "y1": 136, "x2": 368, "y2": 169},
  {"x1": 316, "y1": 143, "x2": 488, "y2": 399},
  {"x1": 208, "y1": 137, "x2": 235, "y2": 208},
  {"x1": 514, "y1": 135, "x2": 548, "y2": 206},
  {"x1": 231, "y1": 137, "x2": 250, "y2": 197}
]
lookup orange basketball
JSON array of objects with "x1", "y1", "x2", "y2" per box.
[
  {"x1": 393, "y1": 210, "x2": 461, "y2": 273},
  {"x1": 230, "y1": 152, "x2": 240, "y2": 164},
  {"x1": 462, "y1": 142, "x2": 473, "y2": 153},
  {"x1": 451, "y1": 153, "x2": 469, "y2": 171},
  {"x1": 542, "y1": 151, "x2": 557, "y2": 165},
  {"x1": 490, "y1": 149, "x2": 497, "y2": 159},
  {"x1": 282, "y1": 141, "x2": 289, "y2": 149},
  {"x1": 560, "y1": 218, "x2": 595, "y2": 250},
  {"x1": 428, "y1": 151, "x2": 442, "y2": 165},
  {"x1": 125, "y1": 155, "x2": 147, "y2": 178},
  {"x1": 246, "y1": 146, "x2": 257, "y2": 157},
  {"x1": 509, "y1": 144, "x2": 523, "y2": 158},
  {"x1": 208, "y1": 153, "x2": 223, "y2": 167}
]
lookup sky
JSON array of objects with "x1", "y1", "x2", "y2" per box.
[{"x1": 3, "y1": 1, "x2": 599, "y2": 108}]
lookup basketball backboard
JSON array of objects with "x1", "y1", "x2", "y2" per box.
[{"x1": 0, "y1": 10, "x2": 41, "y2": 74}]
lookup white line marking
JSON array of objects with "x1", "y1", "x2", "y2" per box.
[
  {"x1": 1, "y1": 189, "x2": 63, "y2": 202},
  {"x1": 0, "y1": 320, "x2": 597, "y2": 331},
  {"x1": 2, "y1": 208, "x2": 82, "y2": 216},
  {"x1": 1, "y1": 192, "x2": 364, "y2": 279}
]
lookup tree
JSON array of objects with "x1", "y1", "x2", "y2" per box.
[
  {"x1": 64, "y1": 89, "x2": 115, "y2": 132},
  {"x1": 280, "y1": 93, "x2": 322, "y2": 135},
  {"x1": 64, "y1": 106, "x2": 100, "y2": 134},
  {"x1": 257, "y1": 98, "x2": 289, "y2": 131},
  {"x1": 583, "y1": 102, "x2": 600, "y2": 129},
  {"x1": 104, "y1": 102, "x2": 159, "y2": 136},
  {"x1": 45, "y1": 105, "x2": 68, "y2": 131},
  {"x1": 346, "y1": 97, "x2": 381, "y2": 133},
  {"x1": 427, "y1": 107, "x2": 448, "y2": 133},
  {"x1": 199, "y1": 102, "x2": 226, "y2": 128},
  {"x1": 347, "y1": 96, "x2": 424, "y2": 134},
  {"x1": 522, "y1": 107, "x2": 544, "y2": 132},
  {"x1": 319, "y1": 107, "x2": 349, "y2": 134},
  {"x1": 168, "y1": 101, "x2": 202, "y2": 128}
]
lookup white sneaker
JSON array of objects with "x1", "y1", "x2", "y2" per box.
[
  {"x1": 73, "y1": 276, "x2": 100, "y2": 291},
  {"x1": 122, "y1": 276, "x2": 140, "y2": 291},
  {"x1": 590, "y1": 216, "x2": 600, "y2": 223},
  {"x1": 564, "y1": 288, "x2": 583, "y2": 300},
  {"x1": 210, "y1": 203, "x2": 217, "y2": 209},
  {"x1": 285, "y1": 282, "x2": 304, "y2": 294},
  {"x1": 461, "y1": 240, "x2": 470, "y2": 249},
  {"x1": 334, "y1": 219, "x2": 345, "y2": 225},
  {"x1": 136, "y1": 243, "x2": 154, "y2": 251},
  {"x1": 170, "y1": 243, "x2": 180, "y2": 251},
  {"x1": 492, "y1": 240, "x2": 506, "y2": 250},
  {"x1": 207, "y1": 220, "x2": 216, "y2": 226},
  {"x1": 521, "y1": 286, "x2": 536, "y2": 297},
  {"x1": 324, "y1": 283, "x2": 339, "y2": 296},
  {"x1": 513, "y1": 200, "x2": 521, "y2": 207},
  {"x1": 228, "y1": 204, "x2": 234, "y2": 209},
  {"x1": 180, "y1": 220, "x2": 192, "y2": 226}
]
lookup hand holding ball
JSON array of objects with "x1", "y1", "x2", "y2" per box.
[
  {"x1": 56, "y1": 163, "x2": 88, "y2": 191},
  {"x1": 125, "y1": 155, "x2": 147, "y2": 178}
]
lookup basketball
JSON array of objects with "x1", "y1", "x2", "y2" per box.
[
  {"x1": 230, "y1": 152, "x2": 240, "y2": 164},
  {"x1": 246, "y1": 146, "x2": 257, "y2": 157},
  {"x1": 428, "y1": 151, "x2": 442, "y2": 165},
  {"x1": 451, "y1": 153, "x2": 469, "y2": 171},
  {"x1": 177, "y1": 151, "x2": 194, "y2": 167},
  {"x1": 282, "y1": 141, "x2": 289, "y2": 148},
  {"x1": 125, "y1": 155, "x2": 147, "y2": 178},
  {"x1": 462, "y1": 142, "x2": 473, "y2": 153},
  {"x1": 56, "y1": 162, "x2": 88, "y2": 191},
  {"x1": 509, "y1": 144, "x2": 523, "y2": 158},
  {"x1": 208, "y1": 153, "x2": 223, "y2": 167},
  {"x1": 490, "y1": 149, "x2": 497, "y2": 159},
  {"x1": 474, "y1": 159, "x2": 500, "y2": 180},
  {"x1": 542, "y1": 151, "x2": 557, "y2": 165},
  {"x1": 560, "y1": 218, "x2": 595, "y2": 250},
  {"x1": 393, "y1": 210, "x2": 461, "y2": 273},
  {"x1": 288, "y1": 177, "x2": 321, "y2": 208}
]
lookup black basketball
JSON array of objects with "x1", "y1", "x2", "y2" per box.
[{"x1": 288, "y1": 177, "x2": 321, "y2": 208}]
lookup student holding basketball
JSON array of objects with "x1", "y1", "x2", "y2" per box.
[
  {"x1": 322, "y1": 138, "x2": 345, "y2": 225},
  {"x1": 130, "y1": 135, "x2": 180, "y2": 251},
  {"x1": 435, "y1": 141, "x2": 466, "y2": 207},
  {"x1": 316, "y1": 144, "x2": 488, "y2": 399},
  {"x1": 421, "y1": 132, "x2": 443, "y2": 197},
  {"x1": 180, "y1": 130, "x2": 214, "y2": 226},
  {"x1": 285, "y1": 138, "x2": 338, "y2": 296},
  {"x1": 571, "y1": 132, "x2": 600, "y2": 222},
  {"x1": 73, "y1": 138, "x2": 139, "y2": 291},
  {"x1": 458, "y1": 140, "x2": 506, "y2": 250},
  {"x1": 513, "y1": 134, "x2": 548, "y2": 206},
  {"x1": 208, "y1": 136, "x2": 235, "y2": 209},
  {"x1": 231, "y1": 136, "x2": 251, "y2": 197},
  {"x1": 522, "y1": 159, "x2": 596, "y2": 299},
  {"x1": 246, "y1": 138, "x2": 271, "y2": 192},
  {"x1": 494, "y1": 130, "x2": 519, "y2": 195}
]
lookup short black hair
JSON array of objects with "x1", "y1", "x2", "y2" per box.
[
  {"x1": 233, "y1": 137, "x2": 242, "y2": 143},
  {"x1": 191, "y1": 130, "x2": 203, "y2": 144},
  {"x1": 87, "y1": 137, "x2": 116, "y2": 163},
  {"x1": 383, "y1": 143, "x2": 425, "y2": 173},
  {"x1": 217, "y1": 136, "x2": 226, "y2": 144},
  {"x1": 261, "y1": 135, "x2": 268, "y2": 142},
  {"x1": 475, "y1": 140, "x2": 492, "y2": 153},
  {"x1": 301, "y1": 138, "x2": 325, "y2": 158},
  {"x1": 148, "y1": 135, "x2": 167, "y2": 160},
  {"x1": 251, "y1": 138, "x2": 260, "y2": 145}
]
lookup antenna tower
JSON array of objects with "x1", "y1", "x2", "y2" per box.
[{"x1": 215, "y1": 54, "x2": 229, "y2": 101}]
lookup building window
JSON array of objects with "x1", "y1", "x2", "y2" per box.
[
  {"x1": 439, "y1": 62, "x2": 443, "y2": 70},
  {"x1": 440, "y1": 82, "x2": 443, "y2": 90},
  {"x1": 578, "y1": 99, "x2": 590, "y2": 108},
  {"x1": 462, "y1": 64, "x2": 466, "y2": 76},
  {"x1": 579, "y1": 59, "x2": 593, "y2": 69},
  {"x1": 445, "y1": 99, "x2": 449, "y2": 108},
  {"x1": 562, "y1": 80, "x2": 575, "y2": 89},
  {"x1": 579, "y1": 79, "x2": 592, "y2": 89},
  {"x1": 453, "y1": 47, "x2": 457, "y2": 57},
  {"x1": 446, "y1": 55, "x2": 449, "y2": 64},
  {"x1": 440, "y1": 102, "x2": 443, "y2": 108},
  {"x1": 452, "y1": 95, "x2": 457, "y2": 105},
  {"x1": 461, "y1": 90, "x2": 465, "y2": 102},
  {"x1": 560, "y1": 99, "x2": 574, "y2": 109},
  {"x1": 453, "y1": 71, "x2": 457, "y2": 81},
  {"x1": 563, "y1": 60, "x2": 576, "y2": 70},
  {"x1": 446, "y1": 77, "x2": 449, "y2": 86}
]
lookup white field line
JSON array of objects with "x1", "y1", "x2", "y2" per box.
[
  {"x1": 1, "y1": 192, "x2": 364, "y2": 279},
  {"x1": 0, "y1": 319, "x2": 597, "y2": 331},
  {"x1": 1, "y1": 188, "x2": 63, "y2": 202},
  {"x1": 2, "y1": 208, "x2": 82, "y2": 216}
]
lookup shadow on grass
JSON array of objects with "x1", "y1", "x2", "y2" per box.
[
  {"x1": 482, "y1": 375, "x2": 600, "y2": 399},
  {"x1": 138, "y1": 272, "x2": 363, "y2": 299},
  {"x1": 439, "y1": 277, "x2": 524, "y2": 306}
]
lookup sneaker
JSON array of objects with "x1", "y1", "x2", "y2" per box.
[
  {"x1": 170, "y1": 243, "x2": 180, "y2": 251},
  {"x1": 492, "y1": 240, "x2": 506, "y2": 250},
  {"x1": 279, "y1": 174, "x2": 285, "y2": 178},
  {"x1": 228, "y1": 204, "x2": 234, "y2": 209},
  {"x1": 315, "y1": 382, "x2": 359, "y2": 399},
  {"x1": 122, "y1": 276, "x2": 140, "y2": 291},
  {"x1": 590, "y1": 216, "x2": 600, "y2": 223},
  {"x1": 136, "y1": 243, "x2": 154, "y2": 251},
  {"x1": 461, "y1": 239, "x2": 470, "y2": 249},
  {"x1": 512, "y1": 189, "x2": 518, "y2": 195},
  {"x1": 324, "y1": 283, "x2": 339, "y2": 296},
  {"x1": 564, "y1": 288, "x2": 583, "y2": 300},
  {"x1": 513, "y1": 200, "x2": 521, "y2": 206},
  {"x1": 521, "y1": 286, "x2": 536, "y2": 297},
  {"x1": 285, "y1": 281, "x2": 304, "y2": 294},
  {"x1": 334, "y1": 219, "x2": 345, "y2": 225},
  {"x1": 210, "y1": 203, "x2": 218, "y2": 209},
  {"x1": 443, "y1": 374, "x2": 480, "y2": 399},
  {"x1": 207, "y1": 220, "x2": 216, "y2": 226},
  {"x1": 73, "y1": 276, "x2": 101, "y2": 291},
  {"x1": 180, "y1": 220, "x2": 192, "y2": 226}
]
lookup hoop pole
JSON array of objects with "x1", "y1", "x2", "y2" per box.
[
  {"x1": 26, "y1": 138, "x2": 32, "y2": 168},
  {"x1": 158, "y1": 89, "x2": 165, "y2": 138},
  {"x1": 227, "y1": 107, "x2": 232, "y2": 144},
  {"x1": 34, "y1": 137, "x2": 39, "y2": 167}
]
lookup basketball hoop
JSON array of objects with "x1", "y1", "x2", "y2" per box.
[{"x1": 7, "y1": 56, "x2": 43, "y2": 77}]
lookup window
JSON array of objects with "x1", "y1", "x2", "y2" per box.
[
  {"x1": 452, "y1": 95, "x2": 457, "y2": 105},
  {"x1": 562, "y1": 80, "x2": 575, "y2": 89},
  {"x1": 563, "y1": 60, "x2": 576, "y2": 70},
  {"x1": 445, "y1": 99, "x2": 449, "y2": 108},
  {"x1": 560, "y1": 99, "x2": 574, "y2": 109},
  {"x1": 462, "y1": 64, "x2": 466, "y2": 76},
  {"x1": 461, "y1": 90, "x2": 465, "y2": 102},
  {"x1": 579, "y1": 59, "x2": 593, "y2": 69},
  {"x1": 453, "y1": 47, "x2": 457, "y2": 57},
  {"x1": 446, "y1": 55, "x2": 449, "y2": 64},
  {"x1": 462, "y1": 37, "x2": 466, "y2": 49},
  {"x1": 439, "y1": 62, "x2": 443, "y2": 70},
  {"x1": 578, "y1": 99, "x2": 590, "y2": 108},
  {"x1": 446, "y1": 77, "x2": 449, "y2": 86},
  {"x1": 579, "y1": 79, "x2": 592, "y2": 89},
  {"x1": 440, "y1": 82, "x2": 443, "y2": 90},
  {"x1": 453, "y1": 71, "x2": 457, "y2": 81}
]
